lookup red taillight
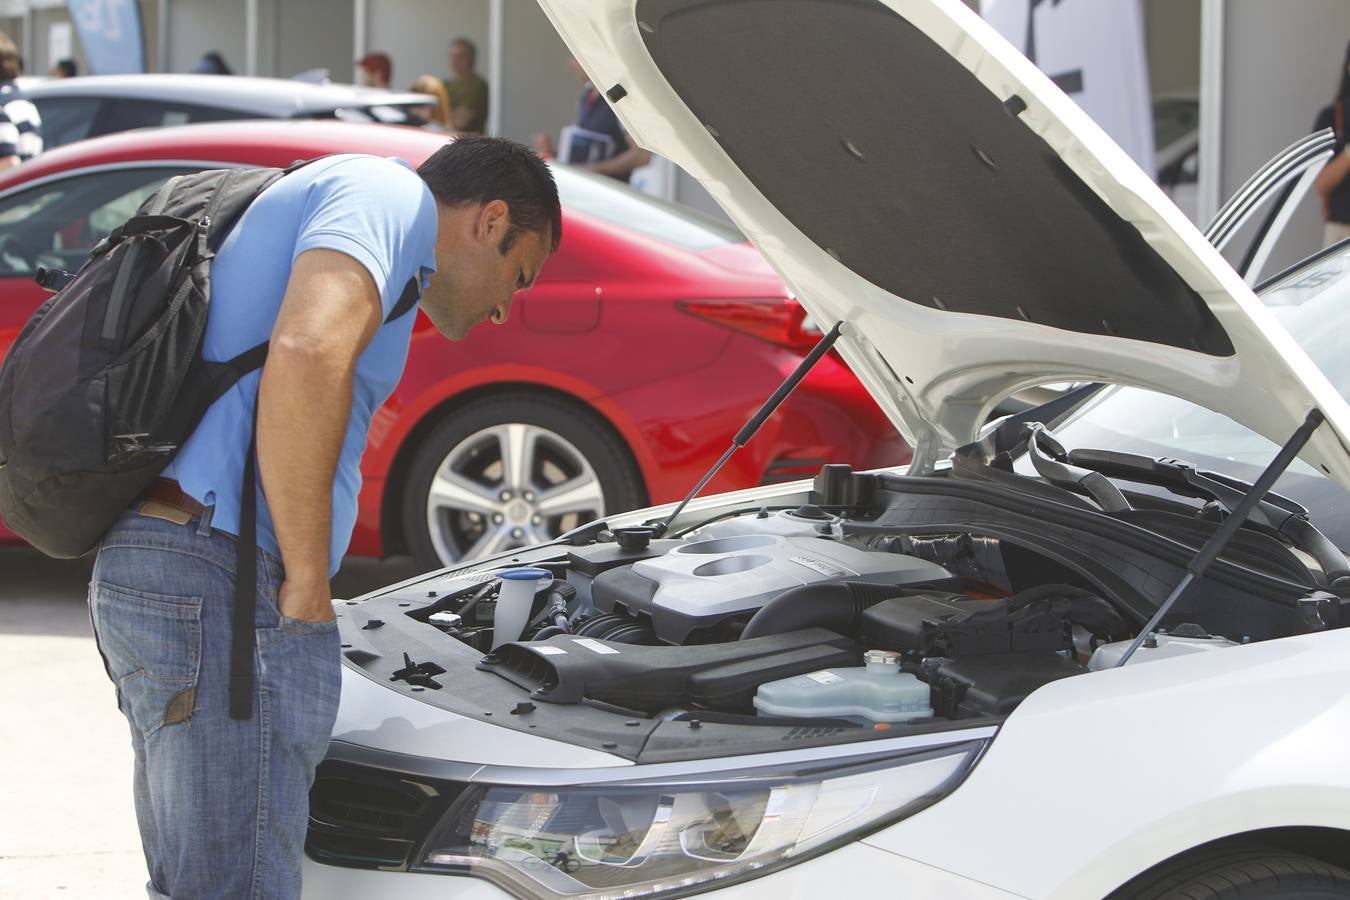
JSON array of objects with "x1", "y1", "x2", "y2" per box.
[{"x1": 676, "y1": 298, "x2": 821, "y2": 354}]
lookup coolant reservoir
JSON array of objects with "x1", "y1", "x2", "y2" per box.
[{"x1": 753, "y1": 650, "x2": 933, "y2": 724}]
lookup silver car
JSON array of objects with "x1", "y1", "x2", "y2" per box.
[{"x1": 24, "y1": 74, "x2": 437, "y2": 149}]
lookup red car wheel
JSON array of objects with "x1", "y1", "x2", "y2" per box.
[{"x1": 400, "y1": 393, "x2": 645, "y2": 568}]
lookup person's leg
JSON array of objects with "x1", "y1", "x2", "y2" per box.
[
  {"x1": 254, "y1": 601, "x2": 342, "y2": 893},
  {"x1": 87, "y1": 588, "x2": 169, "y2": 897},
  {"x1": 91, "y1": 507, "x2": 338, "y2": 899}
]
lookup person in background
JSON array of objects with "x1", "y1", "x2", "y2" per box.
[
  {"x1": 409, "y1": 74, "x2": 452, "y2": 129},
  {"x1": 0, "y1": 31, "x2": 41, "y2": 168},
  {"x1": 191, "y1": 50, "x2": 232, "y2": 75},
  {"x1": 49, "y1": 57, "x2": 77, "y2": 79},
  {"x1": 532, "y1": 58, "x2": 650, "y2": 183},
  {"x1": 356, "y1": 51, "x2": 391, "y2": 90},
  {"x1": 443, "y1": 38, "x2": 488, "y2": 134},
  {"x1": 1314, "y1": 40, "x2": 1350, "y2": 247}
]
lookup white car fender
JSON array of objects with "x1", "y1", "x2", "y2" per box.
[{"x1": 862, "y1": 627, "x2": 1350, "y2": 898}]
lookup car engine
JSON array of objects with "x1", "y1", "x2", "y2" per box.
[{"x1": 360, "y1": 459, "x2": 1342, "y2": 738}]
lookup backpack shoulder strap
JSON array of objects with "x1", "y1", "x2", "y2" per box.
[{"x1": 386, "y1": 276, "x2": 421, "y2": 324}]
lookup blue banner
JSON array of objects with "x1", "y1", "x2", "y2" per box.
[{"x1": 68, "y1": 0, "x2": 145, "y2": 75}]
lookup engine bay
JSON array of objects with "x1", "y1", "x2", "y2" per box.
[{"x1": 338, "y1": 449, "x2": 1350, "y2": 761}]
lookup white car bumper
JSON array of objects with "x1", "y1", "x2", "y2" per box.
[{"x1": 301, "y1": 841, "x2": 1022, "y2": 899}]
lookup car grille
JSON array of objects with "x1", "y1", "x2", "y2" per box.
[{"x1": 306, "y1": 760, "x2": 464, "y2": 870}]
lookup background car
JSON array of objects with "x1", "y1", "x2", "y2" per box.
[
  {"x1": 0, "y1": 119, "x2": 906, "y2": 566},
  {"x1": 23, "y1": 74, "x2": 438, "y2": 150}
]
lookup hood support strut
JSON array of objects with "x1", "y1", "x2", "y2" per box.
[
  {"x1": 651, "y1": 321, "x2": 845, "y2": 536},
  {"x1": 1114, "y1": 408, "x2": 1326, "y2": 667}
]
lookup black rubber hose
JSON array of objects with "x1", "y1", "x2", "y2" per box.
[
  {"x1": 532, "y1": 625, "x2": 568, "y2": 641},
  {"x1": 739, "y1": 581, "x2": 900, "y2": 640}
]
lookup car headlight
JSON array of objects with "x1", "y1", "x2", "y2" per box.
[{"x1": 412, "y1": 740, "x2": 983, "y2": 898}]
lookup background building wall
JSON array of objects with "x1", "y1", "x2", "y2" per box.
[
  {"x1": 364, "y1": 0, "x2": 489, "y2": 97},
  {"x1": 274, "y1": 0, "x2": 353, "y2": 80},
  {"x1": 1220, "y1": 0, "x2": 1350, "y2": 274},
  {"x1": 1145, "y1": 0, "x2": 1199, "y2": 96},
  {"x1": 495, "y1": 0, "x2": 575, "y2": 146},
  {"x1": 166, "y1": 0, "x2": 245, "y2": 75}
]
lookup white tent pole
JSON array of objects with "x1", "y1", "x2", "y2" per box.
[
  {"x1": 353, "y1": 0, "x2": 367, "y2": 82},
  {"x1": 156, "y1": 0, "x2": 169, "y2": 72},
  {"x1": 488, "y1": 0, "x2": 504, "y2": 136},
  {"x1": 244, "y1": 0, "x2": 258, "y2": 76},
  {"x1": 1198, "y1": 0, "x2": 1225, "y2": 226}
]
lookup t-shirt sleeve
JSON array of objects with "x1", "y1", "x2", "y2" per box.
[{"x1": 292, "y1": 156, "x2": 438, "y2": 319}]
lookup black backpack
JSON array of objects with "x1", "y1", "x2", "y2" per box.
[{"x1": 0, "y1": 162, "x2": 420, "y2": 718}]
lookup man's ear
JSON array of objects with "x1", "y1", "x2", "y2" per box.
[{"x1": 475, "y1": 199, "x2": 511, "y2": 245}]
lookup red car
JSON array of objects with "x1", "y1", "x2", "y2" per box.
[{"x1": 0, "y1": 120, "x2": 905, "y2": 566}]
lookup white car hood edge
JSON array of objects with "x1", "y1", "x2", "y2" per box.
[{"x1": 535, "y1": 0, "x2": 1350, "y2": 489}]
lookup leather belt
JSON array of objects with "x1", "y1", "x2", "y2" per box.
[{"x1": 142, "y1": 478, "x2": 205, "y2": 518}]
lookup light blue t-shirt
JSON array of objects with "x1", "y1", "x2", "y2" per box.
[{"x1": 163, "y1": 154, "x2": 438, "y2": 575}]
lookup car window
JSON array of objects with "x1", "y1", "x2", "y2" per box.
[
  {"x1": 552, "y1": 166, "x2": 745, "y2": 250},
  {"x1": 0, "y1": 166, "x2": 200, "y2": 277},
  {"x1": 34, "y1": 97, "x2": 102, "y2": 149},
  {"x1": 93, "y1": 99, "x2": 255, "y2": 137}
]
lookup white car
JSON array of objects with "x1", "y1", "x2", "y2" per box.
[
  {"x1": 24, "y1": 74, "x2": 437, "y2": 150},
  {"x1": 301, "y1": 2, "x2": 1350, "y2": 898}
]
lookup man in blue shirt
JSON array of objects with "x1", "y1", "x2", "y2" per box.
[{"x1": 87, "y1": 137, "x2": 560, "y2": 899}]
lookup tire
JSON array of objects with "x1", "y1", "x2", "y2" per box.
[
  {"x1": 401, "y1": 393, "x2": 645, "y2": 569},
  {"x1": 1114, "y1": 846, "x2": 1350, "y2": 900}
]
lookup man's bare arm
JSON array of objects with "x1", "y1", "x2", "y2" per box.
[
  {"x1": 585, "y1": 142, "x2": 652, "y2": 178},
  {"x1": 257, "y1": 249, "x2": 383, "y2": 621}
]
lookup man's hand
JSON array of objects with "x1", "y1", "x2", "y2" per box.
[{"x1": 278, "y1": 575, "x2": 335, "y2": 623}]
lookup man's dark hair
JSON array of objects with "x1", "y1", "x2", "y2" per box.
[
  {"x1": 55, "y1": 58, "x2": 78, "y2": 78},
  {"x1": 418, "y1": 136, "x2": 562, "y2": 253},
  {"x1": 451, "y1": 37, "x2": 477, "y2": 67}
]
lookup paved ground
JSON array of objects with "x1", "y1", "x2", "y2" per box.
[{"x1": 0, "y1": 545, "x2": 423, "y2": 899}]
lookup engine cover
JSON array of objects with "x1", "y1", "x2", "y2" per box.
[{"x1": 591, "y1": 534, "x2": 953, "y2": 643}]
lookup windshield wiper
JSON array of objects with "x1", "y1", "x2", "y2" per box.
[
  {"x1": 1115, "y1": 409, "x2": 1329, "y2": 666},
  {"x1": 1065, "y1": 446, "x2": 1349, "y2": 583}
]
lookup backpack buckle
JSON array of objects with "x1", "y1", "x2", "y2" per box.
[
  {"x1": 34, "y1": 266, "x2": 74, "y2": 293},
  {"x1": 113, "y1": 433, "x2": 176, "y2": 455}
]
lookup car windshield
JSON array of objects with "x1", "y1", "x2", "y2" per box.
[
  {"x1": 551, "y1": 165, "x2": 745, "y2": 251},
  {"x1": 1042, "y1": 242, "x2": 1350, "y2": 546}
]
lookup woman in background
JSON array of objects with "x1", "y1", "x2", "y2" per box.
[
  {"x1": 408, "y1": 75, "x2": 452, "y2": 130},
  {"x1": 1314, "y1": 40, "x2": 1350, "y2": 247}
]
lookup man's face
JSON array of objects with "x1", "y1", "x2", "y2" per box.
[
  {"x1": 421, "y1": 200, "x2": 551, "y2": 341},
  {"x1": 449, "y1": 43, "x2": 472, "y2": 77}
]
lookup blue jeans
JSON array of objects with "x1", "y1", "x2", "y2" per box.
[{"x1": 88, "y1": 505, "x2": 340, "y2": 899}]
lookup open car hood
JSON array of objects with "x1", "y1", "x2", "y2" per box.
[{"x1": 535, "y1": 0, "x2": 1350, "y2": 487}]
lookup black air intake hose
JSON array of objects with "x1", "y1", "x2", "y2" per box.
[{"x1": 739, "y1": 581, "x2": 900, "y2": 640}]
